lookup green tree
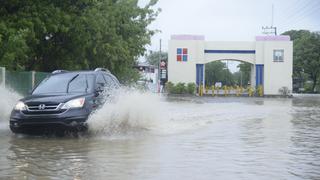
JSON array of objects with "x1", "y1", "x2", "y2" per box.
[
  {"x1": 145, "y1": 50, "x2": 168, "y2": 66},
  {"x1": 205, "y1": 61, "x2": 233, "y2": 86},
  {"x1": 236, "y1": 62, "x2": 251, "y2": 87},
  {"x1": 283, "y1": 30, "x2": 320, "y2": 92},
  {"x1": 0, "y1": 0, "x2": 159, "y2": 83}
]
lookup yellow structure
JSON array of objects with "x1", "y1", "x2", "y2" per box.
[
  {"x1": 223, "y1": 85, "x2": 228, "y2": 96},
  {"x1": 257, "y1": 85, "x2": 264, "y2": 97},
  {"x1": 211, "y1": 85, "x2": 215, "y2": 96},
  {"x1": 199, "y1": 85, "x2": 203, "y2": 96},
  {"x1": 248, "y1": 87, "x2": 254, "y2": 97},
  {"x1": 236, "y1": 86, "x2": 240, "y2": 96}
]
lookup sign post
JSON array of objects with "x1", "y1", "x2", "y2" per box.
[{"x1": 160, "y1": 60, "x2": 168, "y2": 93}]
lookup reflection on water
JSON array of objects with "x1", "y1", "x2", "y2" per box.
[
  {"x1": 6, "y1": 137, "x2": 89, "y2": 179},
  {"x1": 0, "y1": 96, "x2": 320, "y2": 179},
  {"x1": 290, "y1": 97, "x2": 320, "y2": 180}
]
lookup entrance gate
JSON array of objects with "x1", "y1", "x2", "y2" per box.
[{"x1": 168, "y1": 35, "x2": 292, "y2": 95}]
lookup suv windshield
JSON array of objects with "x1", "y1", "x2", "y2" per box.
[{"x1": 32, "y1": 73, "x2": 94, "y2": 95}]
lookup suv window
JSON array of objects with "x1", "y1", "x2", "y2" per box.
[
  {"x1": 68, "y1": 75, "x2": 87, "y2": 93},
  {"x1": 32, "y1": 73, "x2": 94, "y2": 94},
  {"x1": 96, "y1": 74, "x2": 106, "y2": 88},
  {"x1": 103, "y1": 74, "x2": 117, "y2": 88}
]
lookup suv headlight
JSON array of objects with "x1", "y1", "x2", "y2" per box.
[
  {"x1": 61, "y1": 98, "x2": 85, "y2": 109},
  {"x1": 14, "y1": 101, "x2": 27, "y2": 111}
]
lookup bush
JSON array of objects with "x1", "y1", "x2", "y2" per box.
[
  {"x1": 279, "y1": 86, "x2": 290, "y2": 96},
  {"x1": 166, "y1": 82, "x2": 189, "y2": 94},
  {"x1": 304, "y1": 82, "x2": 314, "y2": 93},
  {"x1": 186, "y1": 83, "x2": 196, "y2": 94},
  {"x1": 175, "y1": 82, "x2": 186, "y2": 94},
  {"x1": 166, "y1": 81, "x2": 175, "y2": 93}
]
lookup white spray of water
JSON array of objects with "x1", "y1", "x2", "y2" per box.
[
  {"x1": 87, "y1": 91, "x2": 163, "y2": 136},
  {"x1": 87, "y1": 89, "x2": 293, "y2": 137},
  {"x1": 86, "y1": 90, "x2": 237, "y2": 136},
  {"x1": 0, "y1": 86, "x2": 21, "y2": 128}
]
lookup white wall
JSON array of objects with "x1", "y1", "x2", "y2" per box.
[
  {"x1": 263, "y1": 41, "x2": 293, "y2": 95},
  {"x1": 204, "y1": 41, "x2": 256, "y2": 64},
  {"x1": 168, "y1": 39, "x2": 204, "y2": 84}
]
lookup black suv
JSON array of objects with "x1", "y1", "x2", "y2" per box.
[{"x1": 9, "y1": 68, "x2": 120, "y2": 134}]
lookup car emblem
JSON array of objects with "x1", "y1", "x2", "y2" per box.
[{"x1": 38, "y1": 104, "x2": 46, "y2": 110}]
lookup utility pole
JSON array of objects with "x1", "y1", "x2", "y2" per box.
[
  {"x1": 262, "y1": 4, "x2": 277, "y2": 35},
  {"x1": 272, "y1": 4, "x2": 274, "y2": 27},
  {"x1": 158, "y1": 39, "x2": 162, "y2": 93}
]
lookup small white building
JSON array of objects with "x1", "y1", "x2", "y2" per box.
[
  {"x1": 134, "y1": 62, "x2": 158, "y2": 92},
  {"x1": 168, "y1": 35, "x2": 293, "y2": 95}
]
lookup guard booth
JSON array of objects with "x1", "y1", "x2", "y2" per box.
[{"x1": 168, "y1": 35, "x2": 293, "y2": 95}]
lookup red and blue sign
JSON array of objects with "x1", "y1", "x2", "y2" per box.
[{"x1": 177, "y1": 48, "x2": 188, "y2": 62}]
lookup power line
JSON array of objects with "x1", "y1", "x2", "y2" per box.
[
  {"x1": 279, "y1": 6, "x2": 320, "y2": 33},
  {"x1": 285, "y1": 2, "x2": 320, "y2": 29},
  {"x1": 279, "y1": 0, "x2": 319, "y2": 31},
  {"x1": 277, "y1": 0, "x2": 310, "y2": 23}
]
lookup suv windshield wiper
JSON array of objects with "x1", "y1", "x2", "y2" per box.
[{"x1": 66, "y1": 74, "x2": 79, "y2": 93}]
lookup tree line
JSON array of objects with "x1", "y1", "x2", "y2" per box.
[
  {"x1": 204, "y1": 61, "x2": 251, "y2": 87},
  {"x1": 282, "y1": 30, "x2": 320, "y2": 93},
  {"x1": 0, "y1": 0, "x2": 159, "y2": 83}
]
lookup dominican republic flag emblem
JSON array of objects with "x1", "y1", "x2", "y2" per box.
[{"x1": 177, "y1": 48, "x2": 188, "y2": 62}]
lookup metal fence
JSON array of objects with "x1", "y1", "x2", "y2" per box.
[{"x1": 0, "y1": 67, "x2": 50, "y2": 95}]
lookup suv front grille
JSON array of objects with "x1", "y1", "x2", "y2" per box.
[
  {"x1": 28, "y1": 104, "x2": 60, "y2": 111},
  {"x1": 22, "y1": 103, "x2": 66, "y2": 115}
]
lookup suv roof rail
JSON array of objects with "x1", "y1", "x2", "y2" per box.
[
  {"x1": 52, "y1": 70, "x2": 68, "y2": 74},
  {"x1": 94, "y1": 68, "x2": 110, "y2": 73}
]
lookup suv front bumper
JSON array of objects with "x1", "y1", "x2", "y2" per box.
[{"x1": 9, "y1": 108, "x2": 91, "y2": 134}]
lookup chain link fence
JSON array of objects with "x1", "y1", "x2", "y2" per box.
[{"x1": 0, "y1": 67, "x2": 50, "y2": 95}]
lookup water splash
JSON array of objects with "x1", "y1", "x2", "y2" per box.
[
  {"x1": 87, "y1": 89, "x2": 294, "y2": 137},
  {"x1": 87, "y1": 90, "x2": 162, "y2": 136},
  {"x1": 86, "y1": 90, "x2": 218, "y2": 136},
  {"x1": 0, "y1": 86, "x2": 21, "y2": 128}
]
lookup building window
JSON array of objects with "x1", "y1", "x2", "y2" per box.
[
  {"x1": 273, "y1": 49, "x2": 284, "y2": 62},
  {"x1": 177, "y1": 48, "x2": 188, "y2": 62}
]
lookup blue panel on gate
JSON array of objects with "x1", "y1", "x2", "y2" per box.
[
  {"x1": 196, "y1": 64, "x2": 204, "y2": 86},
  {"x1": 204, "y1": 50, "x2": 256, "y2": 54},
  {"x1": 255, "y1": 64, "x2": 264, "y2": 86}
]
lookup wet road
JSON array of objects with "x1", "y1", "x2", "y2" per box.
[{"x1": 0, "y1": 94, "x2": 320, "y2": 180}]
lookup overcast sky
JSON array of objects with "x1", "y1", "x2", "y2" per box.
[{"x1": 139, "y1": 0, "x2": 320, "y2": 71}]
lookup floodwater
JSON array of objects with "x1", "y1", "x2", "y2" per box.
[{"x1": 0, "y1": 88, "x2": 320, "y2": 180}]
